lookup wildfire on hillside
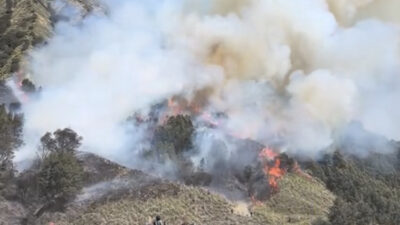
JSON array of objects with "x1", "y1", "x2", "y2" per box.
[
  {"x1": 161, "y1": 96, "x2": 220, "y2": 127},
  {"x1": 160, "y1": 96, "x2": 312, "y2": 203},
  {"x1": 258, "y1": 147, "x2": 285, "y2": 191},
  {"x1": 104, "y1": 94, "x2": 311, "y2": 204},
  {"x1": 9, "y1": 72, "x2": 32, "y2": 104}
]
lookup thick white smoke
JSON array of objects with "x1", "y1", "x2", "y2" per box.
[
  {"x1": 14, "y1": 0, "x2": 400, "y2": 166},
  {"x1": 16, "y1": 0, "x2": 224, "y2": 165}
]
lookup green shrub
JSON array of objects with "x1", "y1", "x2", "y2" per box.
[
  {"x1": 38, "y1": 151, "x2": 83, "y2": 202},
  {"x1": 37, "y1": 128, "x2": 84, "y2": 203},
  {"x1": 0, "y1": 104, "x2": 23, "y2": 184},
  {"x1": 307, "y1": 151, "x2": 400, "y2": 225},
  {"x1": 153, "y1": 115, "x2": 194, "y2": 155},
  {"x1": 39, "y1": 128, "x2": 82, "y2": 154}
]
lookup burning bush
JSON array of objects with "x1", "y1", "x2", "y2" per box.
[{"x1": 240, "y1": 147, "x2": 315, "y2": 203}]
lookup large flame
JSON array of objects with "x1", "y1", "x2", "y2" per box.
[
  {"x1": 165, "y1": 97, "x2": 288, "y2": 193},
  {"x1": 164, "y1": 97, "x2": 219, "y2": 127},
  {"x1": 259, "y1": 147, "x2": 285, "y2": 191},
  {"x1": 159, "y1": 96, "x2": 308, "y2": 202}
]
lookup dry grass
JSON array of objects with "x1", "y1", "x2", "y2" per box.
[
  {"x1": 40, "y1": 173, "x2": 334, "y2": 225},
  {"x1": 0, "y1": 0, "x2": 52, "y2": 80},
  {"x1": 0, "y1": 0, "x2": 104, "y2": 80},
  {"x1": 253, "y1": 174, "x2": 335, "y2": 225}
]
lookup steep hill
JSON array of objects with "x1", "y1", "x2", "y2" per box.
[
  {"x1": 35, "y1": 169, "x2": 334, "y2": 225},
  {"x1": 1, "y1": 1, "x2": 400, "y2": 225},
  {"x1": 0, "y1": 0, "x2": 100, "y2": 80},
  {"x1": 0, "y1": 0, "x2": 52, "y2": 79}
]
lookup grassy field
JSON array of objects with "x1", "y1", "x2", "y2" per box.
[{"x1": 36, "y1": 173, "x2": 334, "y2": 225}]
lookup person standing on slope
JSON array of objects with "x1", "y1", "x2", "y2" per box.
[{"x1": 153, "y1": 215, "x2": 165, "y2": 225}]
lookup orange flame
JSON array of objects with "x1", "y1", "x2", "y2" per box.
[
  {"x1": 163, "y1": 97, "x2": 221, "y2": 128},
  {"x1": 259, "y1": 147, "x2": 278, "y2": 160},
  {"x1": 292, "y1": 161, "x2": 312, "y2": 180},
  {"x1": 168, "y1": 98, "x2": 182, "y2": 115},
  {"x1": 200, "y1": 112, "x2": 219, "y2": 127},
  {"x1": 259, "y1": 147, "x2": 285, "y2": 191},
  {"x1": 251, "y1": 195, "x2": 263, "y2": 206},
  {"x1": 12, "y1": 76, "x2": 29, "y2": 103},
  {"x1": 159, "y1": 98, "x2": 185, "y2": 124}
]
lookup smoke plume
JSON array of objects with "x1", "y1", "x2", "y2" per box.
[{"x1": 13, "y1": 0, "x2": 400, "y2": 168}]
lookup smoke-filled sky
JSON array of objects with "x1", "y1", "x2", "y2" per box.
[{"x1": 13, "y1": 0, "x2": 400, "y2": 166}]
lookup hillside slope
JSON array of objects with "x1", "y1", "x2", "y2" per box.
[
  {"x1": 35, "y1": 173, "x2": 334, "y2": 225},
  {"x1": 0, "y1": 0, "x2": 52, "y2": 79},
  {"x1": 0, "y1": 0, "x2": 101, "y2": 80},
  {"x1": 2, "y1": 1, "x2": 400, "y2": 225}
]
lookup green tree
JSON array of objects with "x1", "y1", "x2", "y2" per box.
[
  {"x1": 39, "y1": 128, "x2": 82, "y2": 154},
  {"x1": 37, "y1": 128, "x2": 83, "y2": 203},
  {"x1": 153, "y1": 115, "x2": 194, "y2": 155},
  {"x1": 38, "y1": 151, "x2": 83, "y2": 202},
  {"x1": 0, "y1": 104, "x2": 23, "y2": 185},
  {"x1": 307, "y1": 151, "x2": 400, "y2": 225}
]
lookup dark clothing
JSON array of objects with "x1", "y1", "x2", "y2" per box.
[{"x1": 153, "y1": 220, "x2": 165, "y2": 225}]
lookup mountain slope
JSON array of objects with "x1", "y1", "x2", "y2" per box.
[
  {"x1": 0, "y1": 0, "x2": 52, "y2": 79},
  {"x1": 35, "y1": 172, "x2": 334, "y2": 225}
]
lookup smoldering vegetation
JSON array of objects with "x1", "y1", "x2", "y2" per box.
[
  {"x1": 13, "y1": 0, "x2": 400, "y2": 167},
  {"x1": 1, "y1": 0, "x2": 400, "y2": 224}
]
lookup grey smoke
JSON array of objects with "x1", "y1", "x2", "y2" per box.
[{"x1": 12, "y1": 0, "x2": 400, "y2": 168}]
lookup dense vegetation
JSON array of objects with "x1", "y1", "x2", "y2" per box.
[
  {"x1": 308, "y1": 152, "x2": 400, "y2": 225},
  {"x1": 147, "y1": 115, "x2": 194, "y2": 162},
  {"x1": 1, "y1": 101, "x2": 400, "y2": 225},
  {"x1": 0, "y1": 104, "x2": 23, "y2": 195},
  {"x1": 0, "y1": 0, "x2": 51, "y2": 78},
  {"x1": 37, "y1": 128, "x2": 84, "y2": 204},
  {"x1": 154, "y1": 115, "x2": 194, "y2": 154},
  {"x1": 13, "y1": 128, "x2": 84, "y2": 223}
]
